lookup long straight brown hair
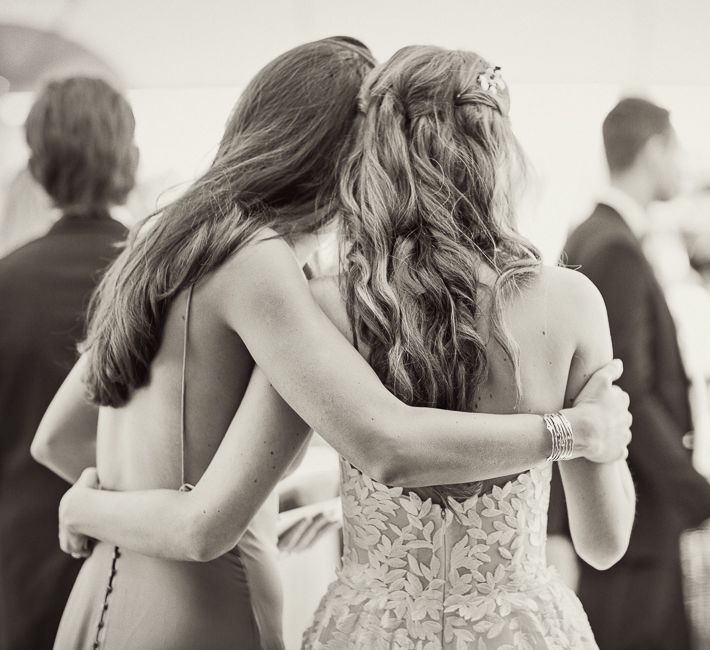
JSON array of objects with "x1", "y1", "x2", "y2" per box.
[{"x1": 83, "y1": 37, "x2": 375, "y2": 407}]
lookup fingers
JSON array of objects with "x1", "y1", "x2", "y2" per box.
[
  {"x1": 592, "y1": 358, "x2": 624, "y2": 387},
  {"x1": 277, "y1": 516, "x2": 312, "y2": 552},
  {"x1": 607, "y1": 358, "x2": 624, "y2": 382},
  {"x1": 301, "y1": 520, "x2": 341, "y2": 551},
  {"x1": 278, "y1": 513, "x2": 341, "y2": 553},
  {"x1": 611, "y1": 385, "x2": 630, "y2": 408},
  {"x1": 610, "y1": 385, "x2": 632, "y2": 430},
  {"x1": 60, "y1": 530, "x2": 91, "y2": 558},
  {"x1": 77, "y1": 467, "x2": 100, "y2": 489},
  {"x1": 292, "y1": 514, "x2": 337, "y2": 552},
  {"x1": 616, "y1": 428, "x2": 632, "y2": 461},
  {"x1": 576, "y1": 360, "x2": 622, "y2": 405}
]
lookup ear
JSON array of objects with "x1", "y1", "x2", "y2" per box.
[{"x1": 638, "y1": 133, "x2": 666, "y2": 170}]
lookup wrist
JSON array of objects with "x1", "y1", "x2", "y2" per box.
[
  {"x1": 59, "y1": 485, "x2": 87, "y2": 535},
  {"x1": 534, "y1": 414, "x2": 554, "y2": 461},
  {"x1": 560, "y1": 406, "x2": 591, "y2": 460}
]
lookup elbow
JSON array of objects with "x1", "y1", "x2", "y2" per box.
[
  {"x1": 186, "y1": 543, "x2": 222, "y2": 564},
  {"x1": 30, "y1": 433, "x2": 52, "y2": 468},
  {"x1": 367, "y1": 453, "x2": 407, "y2": 487},
  {"x1": 352, "y1": 445, "x2": 400, "y2": 486},
  {"x1": 352, "y1": 404, "x2": 410, "y2": 486},
  {"x1": 30, "y1": 432, "x2": 72, "y2": 483},
  {"x1": 574, "y1": 530, "x2": 631, "y2": 571},
  {"x1": 371, "y1": 443, "x2": 417, "y2": 487},
  {"x1": 184, "y1": 525, "x2": 222, "y2": 563},
  {"x1": 183, "y1": 516, "x2": 246, "y2": 563},
  {"x1": 582, "y1": 551, "x2": 625, "y2": 572}
]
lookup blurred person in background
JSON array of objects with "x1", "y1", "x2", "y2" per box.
[
  {"x1": 0, "y1": 77, "x2": 133, "y2": 650},
  {"x1": 0, "y1": 167, "x2": 57, "y2": 258},
  {"x1": 549, "y1": 97, "x2": 710, "y2": 650}
]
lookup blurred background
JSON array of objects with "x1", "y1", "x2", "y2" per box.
[
  {"x1": 2, "y1": 1, "x2": 710, "y2": 647},
  {"x1": 3, "y1": 0, "x2": 710, "y2": 257}
]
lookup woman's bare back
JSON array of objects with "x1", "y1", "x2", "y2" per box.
[{"x1": 96, "y1": 278, "x2": 255, "y2": 491}]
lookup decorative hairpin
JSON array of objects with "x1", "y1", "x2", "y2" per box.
[{"x1": 478, "y1": 66, "x2": 505, "y2": 95}]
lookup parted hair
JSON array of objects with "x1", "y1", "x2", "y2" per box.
[
  {"x1": 25, "y1": 77, "x2": 137, "y2": 212},
  {"x1": 83, "y1": 37, "x2": 375, "y2": 406},
  {"x1": 341, "y1": 45, "x2": 541, "y2": 502}
]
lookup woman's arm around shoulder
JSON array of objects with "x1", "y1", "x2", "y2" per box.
[
  {"x1": 212, "y1": 233, "x2": 632, "y2": 487},
  {"x1": 31, "y1": 354, "x2": 98, "y2": 483},
  {"x1": 58, "y1": 250, "x2": 632, "y2": 563},
  {"x1": 551, "y1": 266, "x2": 635, "y2": 570}
]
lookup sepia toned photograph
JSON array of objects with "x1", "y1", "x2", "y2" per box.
[{"x1": 1, "y1": 1, "x2": 709, "y2": 648}]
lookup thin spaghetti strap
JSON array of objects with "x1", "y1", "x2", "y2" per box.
[
  {"x1": 350, "y1": 317, "x2": 360, "y2": 352},
  {"x1": 179, "y1": 286, "x2": 194, "y2": 492}
]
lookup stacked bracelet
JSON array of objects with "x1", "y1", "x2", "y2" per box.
[{"x1": 544, "y1": 412, "x2": 575, "y2": 462}]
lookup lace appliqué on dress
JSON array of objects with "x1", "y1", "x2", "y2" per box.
[{"x1": 303, "y1": 460, "x2": 598, "y2": 650}]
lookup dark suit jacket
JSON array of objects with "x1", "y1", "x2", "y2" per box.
[
  {"x1": 0, "y1": 211, "x2": 126, "y2": 650},
  {"x1": 549, "y1": 203, "x2": 710, "y2": 564}
]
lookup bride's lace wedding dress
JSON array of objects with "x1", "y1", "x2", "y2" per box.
[{"x1": 303, "y1": 459, "x2": 598, "y2": 649}]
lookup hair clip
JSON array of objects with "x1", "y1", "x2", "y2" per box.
[{"x1": 478, "y1": 66, "x2": 505, "y2": 95}]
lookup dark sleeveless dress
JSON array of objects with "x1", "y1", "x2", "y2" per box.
[{"x1": 53, "y1": 287, "x2": 284, "y2": 649}]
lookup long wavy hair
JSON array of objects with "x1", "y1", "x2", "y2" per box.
[
  {"x1": 83, "y1": 37, "x2": 375, "y2": 407},
  {"x1": 341, "y1": 46, "x2": 542, "y2": 502}
]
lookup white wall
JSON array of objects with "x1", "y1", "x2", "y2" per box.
[
  {"x1": 2, "y1": 0, "x2": 710, "y2": 257},
  {"x1": 2, "y1": 0, "x2": 710, "y2": 87}
]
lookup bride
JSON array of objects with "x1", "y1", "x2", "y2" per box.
[
  {"x1": 302, "y1": 46, "x2": 635, "y2": 648},
  {"x1": 44, "y1": 42, "x2": 632, "y2": 650}
]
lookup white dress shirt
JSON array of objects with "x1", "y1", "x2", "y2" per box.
[{"x1": 598, "y1": 185, "x2": 648, "y2": 240}]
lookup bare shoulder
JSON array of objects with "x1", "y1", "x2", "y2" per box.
[
  {"x1": 537, "y1": 265, "x2": 603, "y2": 302},
  {"x1": 534, "y1": 265, "x2": 609, "y2": 347},
  {"x1": 308, "y1": 275, "x2": 352, "y2": 341},
  {"x1": 508, "y1": 265, "x2": 607, "y2": 347},
  {"x1": 205, "y1": 228, "x2": 312, "y2": 330},
  {"x1": 218, "y1": 227, "x2": 300, "y2": 278},
  {"x1": 209, "y1": 228, "x2": 305, "y2": 296}
]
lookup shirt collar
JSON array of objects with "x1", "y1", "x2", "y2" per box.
[
  {"x1": 48, "y1": 208, "x2": 126, "y2": 236},
  {"x1": 598, "y1": 186, "x2": 648, "y2": 239}
]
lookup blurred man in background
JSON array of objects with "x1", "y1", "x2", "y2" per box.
[
  {"x1": 549, "y1": 97, "x2": 710, "y2": 649},
  {"x1": 0, "y1": 77, "x2": 134, "y2": 650},
  {"x1": 0, "y1": 167, "x2": 57, "y2": 258}
]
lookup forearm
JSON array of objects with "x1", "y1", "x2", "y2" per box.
[
  {"x1": 33, "y1": 437, "x2": 96, "y2": 484},
  {"x1": 250, "y1": 330, "x2": 566, "y2": 487},
  {"x1": 225, "y1": 238, "x2": 602, "y2": 489},
  {"x1": 31, "y1": 355, "x2": 98, "y2": 483},
  {"x1": 560, "y1": 458, "x2": 635, "y2": 569},
  {"x1": 377, "y1": 407, "x2": 554, "y2": 486},
  {"x1": 62, "y1": 487, "x2": 201, "y2": 561}
]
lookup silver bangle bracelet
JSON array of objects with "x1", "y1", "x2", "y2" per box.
[{"x1": 544, "y1": 412, "x2": 575, "y2": 462}]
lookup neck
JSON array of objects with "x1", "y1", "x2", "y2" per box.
[
  {"x1": 609, "y1": 171, "x2": 653, "y2": 209},
  {"x1": 291, "y1": 232, "x2": 321, "y2": 266},
  {"x1": 62, "y1": 205, "x2": 113, "y2": 220}
]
